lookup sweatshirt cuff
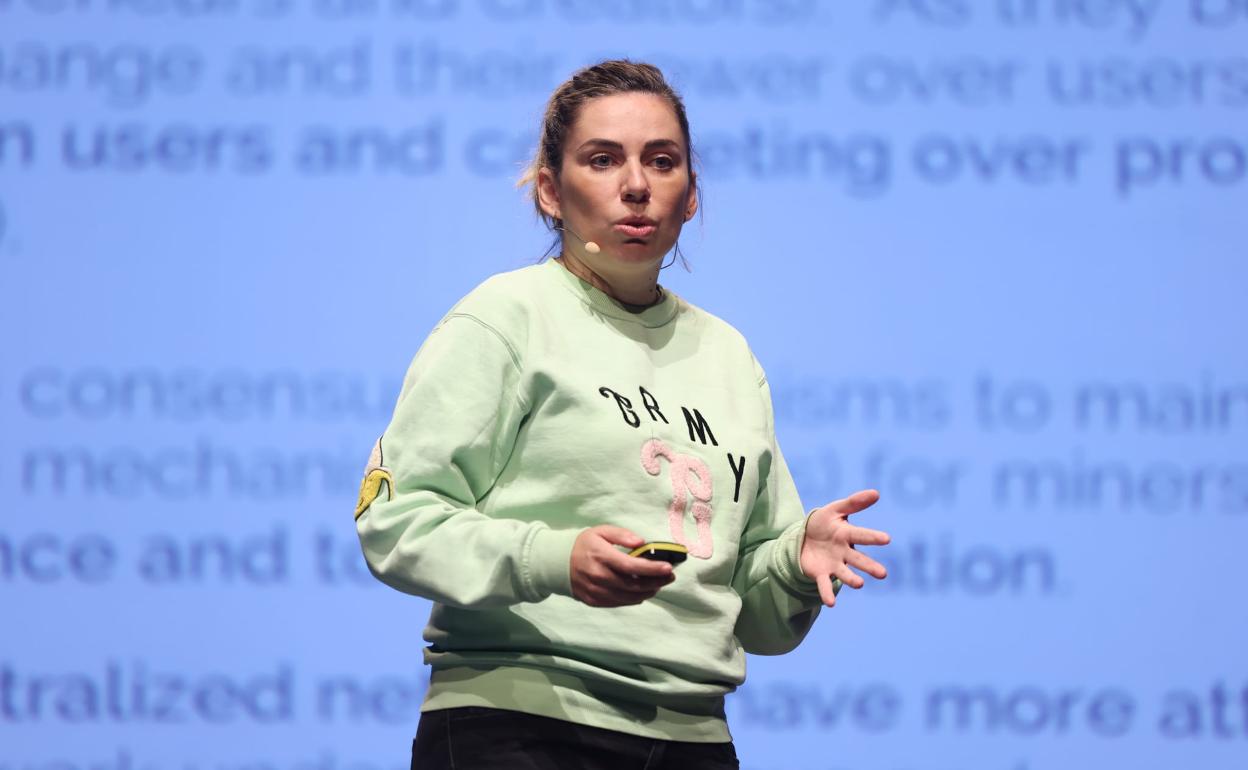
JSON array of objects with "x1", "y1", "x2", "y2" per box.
[
  {"x1": 525, "y1": 526, "x2": 582, "y2": 600},
  {"x1": 772, "y1": 514, "x2": 841, "y2": 598}
]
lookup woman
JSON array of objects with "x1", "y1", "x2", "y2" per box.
[{"x1": 354, "y1": 60, "x2": 891, "y2": 769}]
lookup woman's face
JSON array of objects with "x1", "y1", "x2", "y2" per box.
[{"x1": 538, "y1": 92, "x2": 698, "y2": 276}]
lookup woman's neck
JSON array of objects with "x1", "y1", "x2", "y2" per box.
[{"x1": 554, "y1": 253, "x2": 662, "y2": 310}]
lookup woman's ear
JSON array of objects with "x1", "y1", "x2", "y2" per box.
[
  {"x1": 536, "y1": 167, "x2": 561, "y2": 220},
  {"x1": 684, "y1": 172, "x2": 699, "y2": 221}
]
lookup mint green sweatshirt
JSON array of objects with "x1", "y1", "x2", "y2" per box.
[{"x1": 354, "y1": 257, "x2": 834, "y2": 742}]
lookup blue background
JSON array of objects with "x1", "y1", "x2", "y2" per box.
[{"x1": 2, "y1": 2, "x2": 1246, "y2": 768}]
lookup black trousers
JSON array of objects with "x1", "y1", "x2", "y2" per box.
[{"x1": 411, "y1": 707, "x2": 740, "y2": 770}]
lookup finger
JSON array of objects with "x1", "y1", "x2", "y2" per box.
[
  {"x1": 577, "y1": 582, "x2": 627, "y2": 607},
  {"x1": 834, "y1": 563, "x2": 866, "y2": 590},
  {"x1": 848, "y1": 525, "x2": 891, "y2": 547},
  {"x1": 846, "y1": 549, "x2": 888, "y2": 580},
  {"x1": 602, "y1": 570, "x2": 675, "y2": 596},
  {"x1": 824, "y1": 489, "x2": 880, "y2": 516},
  {"x1": 815, "y1": 574, "x2": 838, "y2": 607},
  {"x1": 590, "y1": 561, "x2": 674, "y2": 589},
  {"x1": 582, "y1": 591, "x2": 638, "y2": 608},
  {"x1": 591, "y1": 585, "x2": 662, "y2": 607},
  {"x1": 594, "y1": 526, "x2": 645, "y2": 549},
  {"x1": 601, "y1": 549, "x2": 675, "y2": 580},
  {"x1": 606, "y1": 572, "x2": 675, "y2": 595}
]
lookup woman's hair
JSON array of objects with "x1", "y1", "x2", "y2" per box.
[{"x1": 517, "y1": 59, "x2": 700, "y2": 264}]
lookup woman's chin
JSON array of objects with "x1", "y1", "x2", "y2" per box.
[{"x1": 608, "y1": 239, "x2": 671, "y2": 265}]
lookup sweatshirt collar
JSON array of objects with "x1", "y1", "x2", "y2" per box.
[{"x1": 544, "y1": 257, "x2": 680, "y2": 328}]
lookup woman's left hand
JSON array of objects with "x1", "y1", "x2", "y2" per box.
[{"x1": 799, "y1": 489, "x2": 891, "y2": 607}]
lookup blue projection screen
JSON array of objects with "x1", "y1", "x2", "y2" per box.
[{"x1": 2, "y1": 3, "x2": 1246, "y2": 769}]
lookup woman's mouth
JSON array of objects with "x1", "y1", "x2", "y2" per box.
[{"x1": 614, "y1": 222, "x2": 656, "y2": 238}]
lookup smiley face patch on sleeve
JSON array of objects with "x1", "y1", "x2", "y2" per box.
[{"x1": 354, "y1": 436, "x2": 394, "y2": 520}]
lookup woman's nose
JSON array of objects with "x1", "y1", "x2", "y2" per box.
[{"x1": 621, "y1": 161, "x2": 650, "y2": 202}]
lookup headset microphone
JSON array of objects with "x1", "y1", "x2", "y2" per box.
[{"x1": 556, "y1": 225, "x2": 600, "y2": 254}]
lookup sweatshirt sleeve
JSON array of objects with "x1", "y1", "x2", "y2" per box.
[
  {"x1": 354, "y1": 312, "x2": 582, "y2": 609},
  {"x1": 730, "y1": 363, "x2": 840, "y2": 655}
]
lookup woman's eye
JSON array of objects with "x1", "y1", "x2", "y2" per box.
[
  {"x1": 653, "y1": 156, "x2": 675, "y2": 170},
  {"x1": 589, "y1": 154, "x2": 613, "y2": 168}
]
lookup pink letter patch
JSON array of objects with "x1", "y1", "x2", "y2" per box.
[{"x1": 641, "y1": 438, "x2": 714, "y2": 559}]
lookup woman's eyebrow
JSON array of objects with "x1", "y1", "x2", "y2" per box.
[{"x1": 576, "y1": 138, "x2": 683, "y2": 152}]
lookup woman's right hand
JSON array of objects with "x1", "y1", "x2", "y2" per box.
[{"x1": 569, "y1": 526, "x2": 676, "y2": 607}]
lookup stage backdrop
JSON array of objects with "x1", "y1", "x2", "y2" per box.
[{"x1": 2, "y1": 3, "x2": 1246, "y2": 769}]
